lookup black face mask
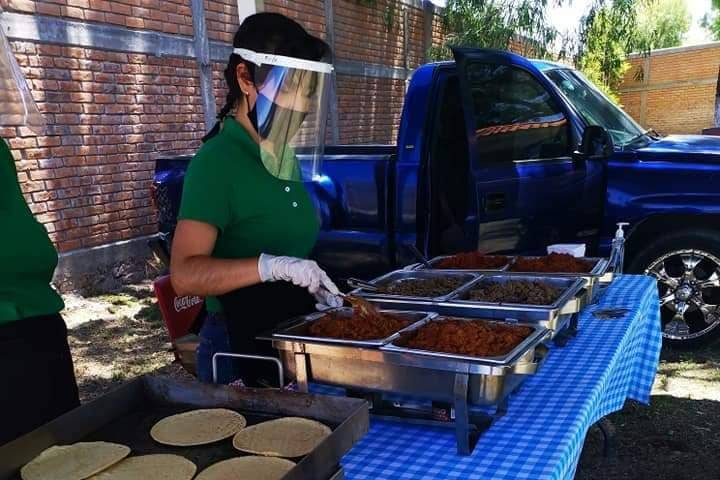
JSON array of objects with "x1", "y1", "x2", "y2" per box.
[{"x1": 252, "y1": 94, "x2": 308, "y2": 142}]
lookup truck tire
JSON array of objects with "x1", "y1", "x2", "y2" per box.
[{"x1": 627, "y1": 229, "x2": 720, "y2": 348}]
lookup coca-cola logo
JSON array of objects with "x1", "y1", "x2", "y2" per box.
[{"x1": 174, "y1": 295, "x2": 202, "y2": 313}]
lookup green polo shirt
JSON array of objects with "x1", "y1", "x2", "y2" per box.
[
  {"x1": 178, "y1": 117, "x2": 320, "y2": 312},
  {"x1": 0, "y1": 139, "x2": 64, "y2": 324}
]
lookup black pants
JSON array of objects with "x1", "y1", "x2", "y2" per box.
[
  {"x1": 219, "y1": 282, "x2": 316, "y2": 388},
  {"x1": 0, "y1": 314, "x2": 80, "y2": 445}
]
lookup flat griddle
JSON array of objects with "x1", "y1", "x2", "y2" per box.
[{"x1": 0, "y1": 376, "x2": 368, "y2": 480}]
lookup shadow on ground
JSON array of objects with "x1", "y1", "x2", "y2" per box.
[
  {"x1": 65, "y1": 284, "x2": 185, "y2": 402},
  {"x1": 576, "y1": 341, "x2": 720, "y2": 480}
]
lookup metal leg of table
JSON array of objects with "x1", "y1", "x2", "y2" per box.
[
  {"x1": 294, "y1": 353, "x2": 309, "y2": 393},
  {"x1": 597, "y1": 417, "x2": 617, "y2": 458},
  {"x1": 453, "y1": 372, "x2": 472, "y2": 455},
  {"x1": 554, "y1": 313, "x2": 580, "y2": 347}
]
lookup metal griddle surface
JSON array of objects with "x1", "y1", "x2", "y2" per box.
[
  {"x1": 2, "y1": 377, "x2": 365, "y2": 480},
  {"x1": 10, "y1": 407, "x2": 337, "y2": 480}
]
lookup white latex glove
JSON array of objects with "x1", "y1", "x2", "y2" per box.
[{"x1": 258, "y1": 254, "x2": 343, "y2": 310}]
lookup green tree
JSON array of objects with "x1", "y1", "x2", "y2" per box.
[
  {"x1": 702, "y1": 0, "x2": 720, "y2": 40},
  {"x1": 635, "y1": 0, "x2": 690, "y2": 49},
  {"x1": 429, "y1": 0, "x2": 563, "y2": 61},
  {"x1": 575, "y1": 0, "x2": 638, "y2": 104}
]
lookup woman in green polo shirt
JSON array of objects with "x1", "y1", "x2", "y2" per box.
[
  {"x1": 171, "y1": 13, "x2": 341, "y2": 386},
  {"x1": 0, "y1": 32, "x2": 79, "y2": 444}
]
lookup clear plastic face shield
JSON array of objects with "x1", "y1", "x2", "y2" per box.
[
  {"x1": 234, "y1": 48, "x2": 333, "y2": 182},
  {"x1": 0, "y1": 30, "x2": 45, "y2": 134}
]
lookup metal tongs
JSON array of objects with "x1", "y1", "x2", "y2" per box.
[
  {"x1": 345, "y1": 277, "x2": 381, "y2": 292},
  {"x1": 338, "y1": 291, "x2": 382, "y2": 320}
]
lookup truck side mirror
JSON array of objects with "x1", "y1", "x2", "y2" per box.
[{"x1": 575, "y1": 126, "x2": 614, "y2": 159}]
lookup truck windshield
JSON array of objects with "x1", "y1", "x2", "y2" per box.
[{"x1": 544, "y1": 68, "x2": 647, "y2": 147}]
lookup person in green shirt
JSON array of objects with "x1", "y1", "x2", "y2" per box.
[
  {"x1": 171, "y1": 13, "x2": 341, "y2": 387},
  {"x1": 0, "y1": 30, "x2": 79, "y2": 444}
]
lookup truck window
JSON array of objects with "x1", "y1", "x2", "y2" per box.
[
  {"x1": 544, "y1": 68, "x2": 646, "y2": 147},
  {"x1": 465, "y1": 63, "x2": 569, "y2": 162}
]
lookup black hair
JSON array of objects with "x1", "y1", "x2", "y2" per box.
[{"x1": 202, "y1": 13, "x2": 332, "y2": 142}]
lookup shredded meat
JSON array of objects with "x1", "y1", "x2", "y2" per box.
[
  {"x1": 381, "y1": 277, "x2": 465, "y2": 297},
  {"x1": 467, "y1": 280, "x2": 563, "y2": 305},
  {"x1": 434, "y1": 252, "x2": 509, "y2": 270},
  {"x1": 511, "y1": 253, "x2": 593, "y2": 273},
  {"x1": 308, "y1": 311, "x2": 412, "y2": 341},
  {"x1": 397, "y1": 319, "x2": 532, "y2": 357}
]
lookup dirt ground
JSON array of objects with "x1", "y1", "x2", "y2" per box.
[
  {"x1": 63, "y1": 282, "x2": 188, "y2": 402},
  {"x1": 62, "y1": 285, "x2": 720, "y2": 479},
  {"x1": 576, "y1": 342, "x2": 720, "y2": 480}
]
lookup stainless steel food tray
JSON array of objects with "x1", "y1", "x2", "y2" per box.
[
  {"x1": 406, "y1": 255, "x2": 612, "y2": 302},
  {"x1": 409, "y1": 254, "x2": 512, "y2": 272},
  {"x1": 0, "y1": 376, "x2": 368, "y2": 480},
  {"x1": 266, "y1": 318, "x2": 550, "y2": 455},
  {"x1": 269, "y1": 320, "x2": 550, "y2": 407},
  {"x1": 381, "y1": 315, "x2": 548, "y2": 366},
  {"x1": 348, "y1": 270, "x2": 479, "y2": 303},
  {"x1": 271, "y1": 308, "x2": 433, "y2": 348},
  {"x1": 357, "y1": 275, "x2": 587, "y2": 337},
  {"x1": 507, "y1": 256, "x2": 612, "y2": 302}
]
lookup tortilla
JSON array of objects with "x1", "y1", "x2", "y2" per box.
[
  {"x1": 20, "y1": 442, "x2": 130, "y2": 480},
  {"x1": 195, "y1": 457, "x2": 295, "y2": 480},
  {"x1": 150, "y1": 409, "x2": 247, "y2": 446},
  {"x1": 232, "y1": 417, "x2": 331, "y2": 458},
  {"x1": 87, "y1": 454, "x2": 196, "y2": 480}
]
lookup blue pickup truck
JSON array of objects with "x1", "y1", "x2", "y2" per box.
[{"x1": 153, "y1": 48, "x2": 720, "y2": 347}]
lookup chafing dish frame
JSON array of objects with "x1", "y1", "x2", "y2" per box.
[{"x1": 266, "y1": 320, "x2": 551, "y2": 454}]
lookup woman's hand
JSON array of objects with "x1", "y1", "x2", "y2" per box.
[{"x1": 258, "y1": 254, "x2": 343, "y2": 309}]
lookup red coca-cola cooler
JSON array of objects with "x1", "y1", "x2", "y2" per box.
[{"x1": 153, "y1": 275, "x2": 204, "y2": 375}]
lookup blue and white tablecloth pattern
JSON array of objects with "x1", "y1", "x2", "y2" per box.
[{"x1": 339, "y1": 275, "x2": 662, "y2": 480}]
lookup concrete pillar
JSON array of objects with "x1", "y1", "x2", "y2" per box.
[{"x1": 238, "y1": 1, "x2": 259, "y2": 22}]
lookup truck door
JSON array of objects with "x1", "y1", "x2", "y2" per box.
[{"x1": 451, "y1": 49, "x2": 604, "y2": 255}]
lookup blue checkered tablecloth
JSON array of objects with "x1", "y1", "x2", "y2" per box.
[{"x1": 338, "y1": 275, "x2": 662, "y2": 480}]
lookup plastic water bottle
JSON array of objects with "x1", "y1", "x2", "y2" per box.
[{"x1": 610, "y1": 222, "x2": 629, "y2": 274}]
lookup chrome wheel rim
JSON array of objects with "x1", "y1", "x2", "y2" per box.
[{"x1": 646, "y1": 249, "x2": 720, "y2": 341}]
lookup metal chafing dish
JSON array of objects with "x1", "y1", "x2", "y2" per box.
[
  {"x1": 508, "y1": 256, "x2": 613, "y2": 302},
  {"x1": 408, "y1": 255, "x2": 613, "y2": 303},
  {"x1": 350, "y1": 272, "x2": 587, "y2": 340},
  {"x1": 410, "y1": 254, "x2": 512, "y2": 271},
  {"x1": 264, "y1": 314, "x2": 550, "y2": 454},
  {"x1": 443, "y1": 274, "x2": 588, "y2": 337},
  {"x1": 347, "y1": 270, "x2": 479, "y2": 303},
  {"x1": 0, "y1": 376, "x2": 368, "y2": 480},
  {"x1": 271, "y1": 308, "x2": 433, "y2": 347}
]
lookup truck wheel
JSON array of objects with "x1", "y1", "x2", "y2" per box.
[{"x1": 627, "y1": 230, "x2": 720, "y2": 348}]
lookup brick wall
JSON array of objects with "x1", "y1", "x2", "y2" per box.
[
  {"x1": 336, "y1": 74, "x2": 405, "y2": 144},
  {"x1": 619, "y1": 43, "x2": 720, "y2": 135},
  {"x1": 1, "y1": 0, "x2": 446, "y2": 255},
  {"x1": 5, "y1": 41, "x2": 204, "y2": 252},
  {"x1": 206, "y1": 0, "x2": 238, "y2": 43},
  {"x1": 1, "y1": 0, "x2": 193, "y2": 35}
]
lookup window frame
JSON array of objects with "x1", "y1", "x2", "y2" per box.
[
  {"x1": 453, "y1": 49, "x2": 582, "y2": 169},
  {"x1": 465, "y1": 62, "x2": 573, "y2": 165}
]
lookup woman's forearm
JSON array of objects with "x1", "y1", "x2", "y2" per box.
[{"x1": 171, "y1": 255, "x2": 261, "y2": 296}]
